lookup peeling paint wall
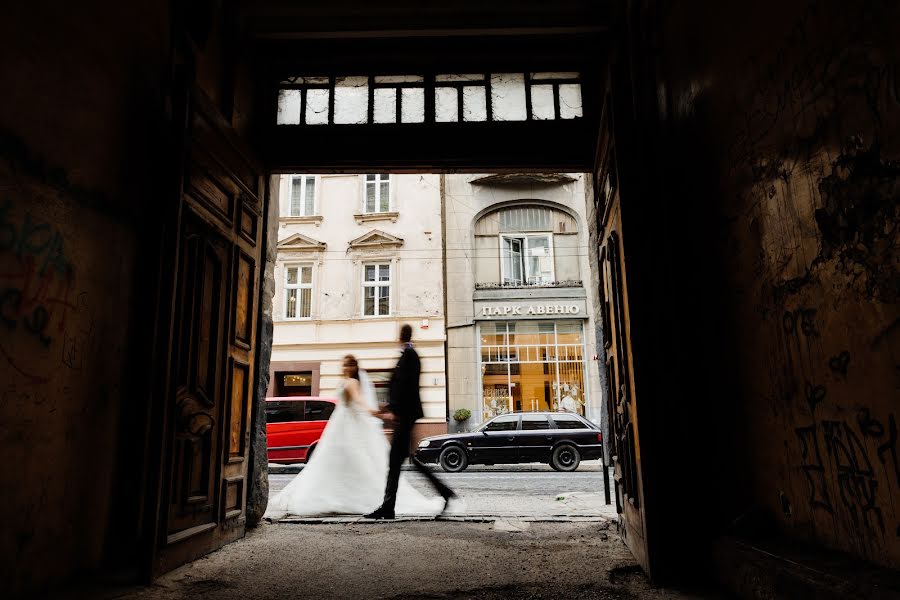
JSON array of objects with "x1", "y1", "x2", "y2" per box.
[
  {"x1": 0, "y1": 2, "x2": 169, "y2": 594},
  {"x1": 656, "y1": 0, "x2": 900, "y2": 569}
]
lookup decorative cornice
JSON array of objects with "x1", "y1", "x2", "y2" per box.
[
  {"x1": 276, "y1": 232, "x2": 327, "y2": 252},
  {"x1": 353, "y1": 211, "x2": 399, "y2": 224},
  {"x1": 348, "y1": 229, "x2": 404, "y2": 250},
  {"x1": 469, "y1": 173, "x2": 577, "y2": 186},
  {"x1": 280, "y1": 215, "x2": 323, "y2": 227}
]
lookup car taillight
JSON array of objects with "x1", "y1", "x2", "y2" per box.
[{"x1": 597, "y1": 433, "x2": 603, "y2": 443}]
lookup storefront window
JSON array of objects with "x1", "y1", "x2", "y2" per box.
[
  {"x1": 275, "y1": 371, "x2": 313, "y2": 396},
  {"x1": 479, "y1": 320, "x2": 586, "y2": 421}
]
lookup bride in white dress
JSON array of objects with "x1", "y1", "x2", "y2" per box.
[{"x1": 265, "y1": 355, "x2": 444, "y2": 518}]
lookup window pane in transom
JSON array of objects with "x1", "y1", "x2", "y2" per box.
[
  {"x1": 305, "y1": 88, "x2": 330, "y2": 125},
  {"x1": 559, "y1": 84, "x2": 583, "y2": 119},
  {"x1": 499, "y1": 206, "x2": 552, "y2": 232},
  {"x1": 490, "y1": 73, "x2": 527, "y2": 121},
  {"x1": 373, "y1": 88, "x2": 397, "y2": 123},
  {"x1": 435, "y1": 87, "x2": 458, "y2": 122},
  {"x1": 333, "y1": 76, "x2": 369, "y2": 124},
  {"x1": 530, "y1": 85, "x2": 554, "y2": 120},
  {"x1": 277, "y1": 89, "x2": 302, "y2": 124},
  {"x1": 462, "y1": 86, "x2": 487, "y2": 122},
  {"x1": 401, "y1": 88, "x2": 425, "y2": 123}
]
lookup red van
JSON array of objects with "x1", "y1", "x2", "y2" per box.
[{"x1": 265, "y1": 396, "x2": 337, "y2": 463}]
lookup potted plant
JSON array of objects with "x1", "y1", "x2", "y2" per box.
[{"x1": 452, "y1": 408, "x2": 472, "y2": 433}]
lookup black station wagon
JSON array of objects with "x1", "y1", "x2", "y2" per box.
[{"x1": 415, "y1": 412, "x2": 603, "y2": 472}]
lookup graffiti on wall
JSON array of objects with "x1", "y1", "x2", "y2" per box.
[
  {"x1": 0, "y1": 198, "x2": 93, "y2": 382},
  {"x1": 797, "y1": 397, "x2": 899, "y2": 539}
]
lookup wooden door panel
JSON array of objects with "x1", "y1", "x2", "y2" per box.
[
  {"x1": 168, "y1": 213, "x2": 228, "y2": 537},
  {"x1": 227, "y1": 358, "x2": 250, "y2": 462},
  {"x1": 232, "y1": 250, "x2": 255, "y2": 349}
]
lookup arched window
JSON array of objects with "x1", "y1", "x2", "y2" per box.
[{"x1": 474, "y1": 204, "x2": 579, "y2": 287}]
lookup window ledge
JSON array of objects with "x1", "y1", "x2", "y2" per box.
[
  {"x1": 475, "y1": 280, "x2": 583, "y2": 290},
  {"x1": 354, "y1": 211, "x2": 399, "y2": 224},
  {"x1": 280, "y1": 215, "x2": 323, "y2": 226}
]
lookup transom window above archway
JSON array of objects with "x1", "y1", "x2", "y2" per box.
[{"x1": 276, "y1": 72, "x2": 582, "y2": 125}]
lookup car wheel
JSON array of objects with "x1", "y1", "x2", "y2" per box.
[
  {"x1": 439, "y1": 446, "x2": 468, "y2": 472},
  {"x1": 550, "y1": 444, "x2": 581, "y2": 472}
]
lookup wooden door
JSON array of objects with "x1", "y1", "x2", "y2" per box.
[
  {"x1": 594, "y1": 79, "x2": 651, "y2": 573},
  {"x1": 599, "y1": 230, "x2": 648, "y2": 569},
  {"x1": 151, "y1": 90, "x2": 263, "y2": 576}
]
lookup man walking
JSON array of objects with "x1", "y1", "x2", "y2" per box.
[{"x1": 365, "y1": 324, "x2": 455, "y2": 519}]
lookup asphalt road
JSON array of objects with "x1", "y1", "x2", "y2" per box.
[{"x1": 268, "y1": 462, "x2": 616, "y2": 518}]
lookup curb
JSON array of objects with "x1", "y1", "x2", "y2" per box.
[
  {"x1": 268, "y1": 463, "x2": 612, "y2": 475},
  {"x1": 268, "y1": 464, "x2": 420, "y2": 474},
  {"x1": 268, "y1": 464, "x2": 440, "y2": 474},
  {"x1": 270, "y1": 515, "x2": 612, "y2": 524}
]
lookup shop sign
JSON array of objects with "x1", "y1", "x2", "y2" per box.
[{"x1": 475, "y1": 300, "x2": 586, "y2": 319}]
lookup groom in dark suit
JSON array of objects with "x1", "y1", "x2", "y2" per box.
[{"x1": 365, "y1": 324, "x2": 455, "y2": 519}]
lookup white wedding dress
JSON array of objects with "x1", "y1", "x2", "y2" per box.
[{"x1": 265, "y1": 370, "x2": 444, "y2": 518}]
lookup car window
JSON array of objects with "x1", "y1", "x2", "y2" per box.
[
  {"x1": 485, "y1": 415, "x2": 519, "y2": 431},
  {"x1": 266, "y1": 401, "x2": 305, "y2": 424},
  {"x1": 305, "y1": 401, "x2": 335, "y2": 421},
  {"x1": 521, "y1": 415, "x2": 551, "y2": 430},
  {"x1": 551, "y1": 415, "x2": 588, "y2": 429}
]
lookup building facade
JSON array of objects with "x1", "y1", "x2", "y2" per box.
[
  {"x1": 443, "y1": 174, "x2": 604, "y2": 427},
  {"x1": 269, "y1": 173, "x2": 447, "y2": 436}
]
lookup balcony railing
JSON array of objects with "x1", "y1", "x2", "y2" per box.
[{"x1": 475, "y1": 280, "x2": 582, "y2": 290}]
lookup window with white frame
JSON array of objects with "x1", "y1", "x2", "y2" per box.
[
  {"x1": 363, "y1": 263, "x2": 391, "y2": 316},
  {"x1": 285, "y1": 265, "x2": 313, "y2": 318},
  {"x1": 289, "y1": 175, "x2": 317, "y2": 216},
  {"x1": 364, "y1": 174, "x2": 391, "y2": 213},
  {"x1": 501, "y1": 234, "x2": 554, "y2": 284}
]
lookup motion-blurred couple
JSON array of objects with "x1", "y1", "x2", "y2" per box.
[{"x1": 266, "y1": 324, "x2": 457, "y2": 519}]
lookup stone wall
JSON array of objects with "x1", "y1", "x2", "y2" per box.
[
  {"x1": 0, "y1": 2, "x2": 170, "y2": 594},
  {"x1": 654, "y1": 0, "x2": 900, "y2": 569}
]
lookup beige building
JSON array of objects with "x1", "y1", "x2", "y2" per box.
[
  {"x1": 269, "y1": 173, "x2": 447, "y2": 434},
  {"x1": 443, "y1": 174, "x2": 604, "y2": 427}
]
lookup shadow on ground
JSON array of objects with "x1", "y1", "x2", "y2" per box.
[{"x1": 98, "y1": 521, "x2": 724, "y2": 600}]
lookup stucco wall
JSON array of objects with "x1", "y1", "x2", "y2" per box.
[
  {"x1": 443, "y1": 174, "x2": 604, "y2": 424},
  {"x1": 582, "y1": 176, "x2": 611, "y2": 461},
  {"x1": 657, "y1": 0, "x2": 900, "y2": 569},
  {"x1": 270, "y1": 174, "x2": 447, "y2": 419}
]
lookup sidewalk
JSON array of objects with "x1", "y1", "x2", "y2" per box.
[
  {"x1": 268, "y1": 462, "x2": 617, "y2": 520},
  {"x1": 267, "y1": 461, "x2": 608, "y2": 474}
]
